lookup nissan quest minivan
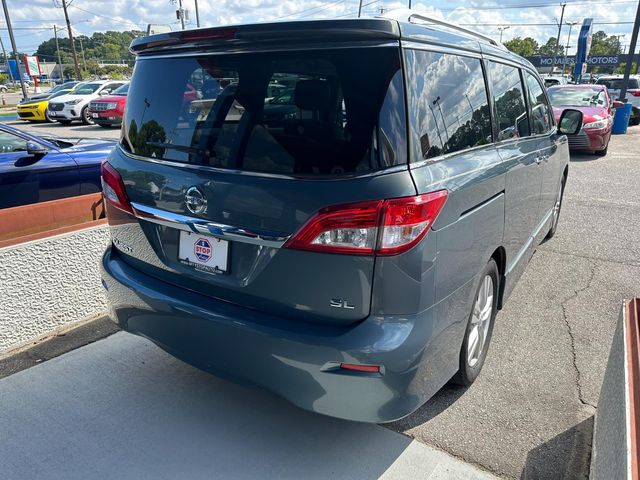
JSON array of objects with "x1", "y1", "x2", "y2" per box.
[{"x1": 100, "y1": 11, "x2": 583, "y2": 423}]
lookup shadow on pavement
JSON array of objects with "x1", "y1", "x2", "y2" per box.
[
  {"x1": 520, "y1": 416, "x2": 594, "y2": 480},
  {"x1": 0, "y1": 333, "x2": 457, "y2": 480},
  {"x1": 387, "y1": 383, "x2": 468, "y2": 431},
  {"x1": 569, "y1": 152, "x2": 601, "y2": 162}
]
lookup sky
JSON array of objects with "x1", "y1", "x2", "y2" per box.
[{"x1": 3, "y1": 0, "x2": 640, "y2": 58}]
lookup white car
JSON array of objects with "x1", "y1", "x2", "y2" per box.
[
  {"x1": 543, "y1": 75, "x2": 569, "y2": 88},
  {"x1": 47, "y1": 80, "x2": 127, "y2": 125},
  {"x1": 596, "y1": 76, "x2": 640, "y2": 125}
]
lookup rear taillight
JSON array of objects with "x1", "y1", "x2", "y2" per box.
[
  {"x1": 628, "y1": 89, "x2": 640, "y2": 97},
  {"x1": 100, "y1": 161, "x2": 133, "y2": 214},
  {"x1": 284, "y1": 191, "x2": 448, "y2": 256}
]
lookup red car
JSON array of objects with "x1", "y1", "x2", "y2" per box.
[
  {"x1": 547, "y1": 84, "x2": 618, "y2": 156},
  {"x1": 88, "y1": 83, "x2": 129, "y2": 128}
]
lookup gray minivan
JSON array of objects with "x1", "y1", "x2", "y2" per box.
[{"x1": 100, "y1": 12, "x2": 582, "y2": 423}]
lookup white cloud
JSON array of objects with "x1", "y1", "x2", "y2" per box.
[{"x1": 3, "y1": 0, "x2": 639, "y2": 55}]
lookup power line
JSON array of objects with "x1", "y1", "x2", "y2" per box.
[
  {"x1": 437, "y1": 0, "x2": 638, "y2": 11},
  {"x1": 334, "y1": 0, "x2": 379, "y2": 19},
  {"x1": 273, "y1": 0, "x2": 346, "y2": 21},
  {"x1": 69, "y1": 4, "x2": 143, "y2": 28},
  {"x1": 297, "y1": 0, "x2": 351, "y2": 19}
]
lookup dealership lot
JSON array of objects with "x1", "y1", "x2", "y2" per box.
[
  {"x1": 0, "y1": 121, "x2": 638, "y2": 479},
  {"x1": 4, "y1": 118, "x2": 121, "y2": 141}
]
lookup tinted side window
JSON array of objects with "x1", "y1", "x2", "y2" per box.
[
  {"x1": 525, "y1": 72, "x2": 553, "y2": 135},
  {"x1": 404, "y1": 50, "x2": 492, "y2": 161},
  {"x1": 488, "y1": 62, "x2": 530, "y2": 140},
  {"x1": 0, "y1": 131, "x2": 27, "y2": 153}
]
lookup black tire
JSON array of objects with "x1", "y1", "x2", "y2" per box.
[
  {"x1": 81, "y1": 106, "x2": 94, "y2": 125},
  {"x1": 630, "y1": 116, "x2": 640, "y2": 126},
  {"x1": 451, "y1": 259, "x2": 499, "y2": 387},
  {"x1": 545, "y1": 175, "x2": 566, "y2": 240},
  {"x1": 58, "y1": 120, "x2": 72, "y2": 125},
  {"x1": 595, "y1": 145, "x2": 608, "y2": 156}
]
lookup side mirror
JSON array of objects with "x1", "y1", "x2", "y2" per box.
[
  {"x1": 26, "y1": 142, "x2": 48, "y2": 157},
  {"x1": 612, "y1": 100, "x2": 625, "y2": 109},
  {"x1": 558, "y1": 109, "x2": 583, "y2": 136}
]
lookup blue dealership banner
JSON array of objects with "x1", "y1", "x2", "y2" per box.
[
  {"x1": 574, "y1": 18, "x2": 594, "y2": 80},
  {"x1": 526, "y1": 54, "x2": 630, "y2": 67}
]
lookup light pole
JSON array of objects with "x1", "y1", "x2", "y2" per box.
[
  {"x1": 498, "y1": 26, "x2": 510, "y2": 43},
  {"x1": 562, "y1": 21, "x2": 579, "y2": 76},
  {"x1": 0, "y1": 36, "x2": 13, "y2": 83},
  {"x1": 53, "y1": 25, "x2": 64, "y2": 81},
  {"x1": 1, "y1": 0, "x2": 27, "y2": 98}
]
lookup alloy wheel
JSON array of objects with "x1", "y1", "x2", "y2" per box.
[{"x1": 467, "y1": 275, "x2": 494, "y2": 367}]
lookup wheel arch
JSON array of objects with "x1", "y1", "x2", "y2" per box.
[{"x1": 490, "y1": 246, "x2": 507, "y2": 310}]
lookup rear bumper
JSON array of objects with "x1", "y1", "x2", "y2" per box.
[{"x1": 101, "y1": 245, "x2": 456, "y2": 423}]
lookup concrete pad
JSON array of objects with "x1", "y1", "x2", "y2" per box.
[{"x1": 0, "y1": 332, "x2": 496, "y2": 480}]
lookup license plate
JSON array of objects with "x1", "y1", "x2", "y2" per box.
[
  {"x1": 91, "y1": 112, "x2": 99, "y2": 118},
  {"x1": 178, "y1": 231, "x2": 229, "y2": 273}
]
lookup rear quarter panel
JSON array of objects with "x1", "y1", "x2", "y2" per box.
[{"x1": 410, "y1": 146, "x2": 506, "y2": 304}]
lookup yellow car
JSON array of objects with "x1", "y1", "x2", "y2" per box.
[{"x1": 17, "y1": 81, "x2": 83, "y2": 122}]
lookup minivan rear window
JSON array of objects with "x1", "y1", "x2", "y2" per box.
[{"x1": 121, "y1": 48, "x2": 406, "y2": 176}]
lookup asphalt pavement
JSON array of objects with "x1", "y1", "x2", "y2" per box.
[
  {"x1": 0, "y1": 332, "x2": 495, "y2": 480},
  {"x1": 5, "y1": 118, "x2": 120, "y2": 141},
  {"x1": 1, "y1": 120, "x2": 638, "y2": 479},
  {"x1": 390, "y1": 126, "x2": 640, "y2": 479}
]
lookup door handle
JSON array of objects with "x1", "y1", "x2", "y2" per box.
[{"x1": 535, "y1": 154, "x2": 549, "y2": 164}]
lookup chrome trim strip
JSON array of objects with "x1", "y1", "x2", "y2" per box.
[
  {"x1": 117, "y1": 145, "x2": 408, "y2": 181},
  {"x1": 130, "y1": 202, "x2": 290, "y2": 248}
]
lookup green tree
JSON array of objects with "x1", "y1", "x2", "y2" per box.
[
  {"x1": 35, "y1": 30, "x2": 144, "y2": 66},
  {"x1": 538, "y1": 37, "x2": 564, "y2": 57},
  {"x1": 590, "y1": 31, "x2": 622, "y2": 56},
  {"x1": 503, "y1": 37, "x2": 540, "y2": 57}
]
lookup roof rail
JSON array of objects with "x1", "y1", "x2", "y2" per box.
[{"x1": 380, "y1": 9, "x2": 508, "y2": 50}]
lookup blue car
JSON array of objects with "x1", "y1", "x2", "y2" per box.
[{"x1": 0, "y1": 124, "x2": 115, "y2": 209}]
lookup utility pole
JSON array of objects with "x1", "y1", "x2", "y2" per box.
[
  {"x1": 178, "y1": 0, "x2": 186, "y2": 30},
  {"x1": 61, "y1": 0, "x2": 82, "y2": 80},
  {"x1": 551, "y1": 3, "x2": 567, "y2": 75},
  {"x1": 562, "y1": 21, "x2": 579, "y2": 76},
  {"x1": 498, "y1": 26, "x2": 510, "y2": 43},
  {"x1": 194, "y1": 0, "x2": 200, "y2": 28},
  {"x1": 0, "y1": 36, "x2": 14, "y2": 83},
  {"x1": 1, "y1": 0, "x2": 27, "y2": 98},
  {"x1": 619, "y1": 0, "x2": 640, "y2": 101},
  {"x1": 408, "y1": 0, "x2": 412, "y2": 8},
  {"x1": 78, "y1": 36, "x2": 87, "y2": 71},
  {"x1": 358, "y1": 0, "x2": 363, "y2": 17},
  {"x1": 54, "y1": 25, "x2": 63, "y2": 81}
]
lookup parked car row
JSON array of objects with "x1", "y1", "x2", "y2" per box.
[
  {"x1": 17, "y1": 80, "x2": 130, "y2": 128},
  {"x1": 47, "y1": 80, "x2": 128, "y2": 126}
]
